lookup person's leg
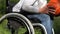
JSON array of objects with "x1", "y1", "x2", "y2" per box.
[{"x1": 27, "y1": 14, "x2": 53, "y2": 34}]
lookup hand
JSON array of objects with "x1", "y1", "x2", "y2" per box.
[
  {"x1": 49, "y1": 10, "x2": 55, "y2": 15},
  {"x1": 39, "y1": 6, "x2": 49, "y2": 14},
  {"x1": 48, "y1": 6, "x2": 55, "y2": 15}
]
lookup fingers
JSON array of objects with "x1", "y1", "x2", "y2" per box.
[
  {"x1": 49, "y1": 9, "x2": 55, "y2": 12},
  {"x1": 48, "y1": 7, "x2": 55, "y2": 15}
]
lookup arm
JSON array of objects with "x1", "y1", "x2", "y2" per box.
[
  {"x1": 12, "y1": 0, "x2": 24, "y2": 12},
  {"x1": 22, "y1": 0, "x2": 48, "y2": 13},
  {"x1": 38, "y1": 0, "x2": 47, "y2": 8},
  {"x1": 38, "y1": 0, "x2": 49, "y2": 14},
  {"x1": 22, "y1": 0, "x2": 39, "y2": 13},
  {"x1": 22, "y1": 4, "x2": 39, "y2": 13}
]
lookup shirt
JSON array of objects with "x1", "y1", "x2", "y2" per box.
[
  {"x1": 47, "y1": 0, "x2": 60, "y2": 15},
  {"x1": 12, "y1": 0, "x2": 47, "y2": 13}
]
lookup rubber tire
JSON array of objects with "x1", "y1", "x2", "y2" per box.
[{"x1": 0, "y1": 13, "x2": 35, "y2": 34}]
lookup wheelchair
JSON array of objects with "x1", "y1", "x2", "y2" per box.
[{"x1": 0, "y1": 0, "x2": 55, "y2": 34}]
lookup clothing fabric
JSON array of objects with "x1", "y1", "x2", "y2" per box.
[
  {"x1": 47, "y1": 0, "x2": 60, "y2": 15},
  {"x1": 27, "y1": 14, "x2": 53, "y2": 34},
  {"x1": 12, "y1": 0, "x2": 47, "y2": 13}
]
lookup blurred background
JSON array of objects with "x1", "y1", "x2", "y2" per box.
[{"x1": 0, "y1": 0, "x2": 60, "y2": 34}]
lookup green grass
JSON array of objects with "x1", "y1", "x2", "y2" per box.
[
  {"x1": 54, "y1": 17, "x2": 60, "y2": 34},
  {"x1": 0, "y1": 19, "x2": 11, "y2": 34}
]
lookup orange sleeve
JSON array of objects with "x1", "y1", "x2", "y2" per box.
[
  {"x1": 47, "y1": 0, "x2": 60, "y2": 15},
  {"x1": 55, "y1": 7, "x2": 60, "y2": 15},
  {"x1": 47, "y1": 0, "x2": 58, "y2": 8}
]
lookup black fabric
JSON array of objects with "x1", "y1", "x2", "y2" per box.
[
  {"x1": 7, "y1": 17, "x2": 21, "y2": 29},
  {"x1": 48, "y1": 13, "x2": 54, "y2": 20}
]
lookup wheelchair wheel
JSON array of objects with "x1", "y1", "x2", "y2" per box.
[
  {"x1": 32, "y1": 23, "x2": 47, "y2": 34},
  {"x1": 0, "y1": 13, "x2": 34, "y2": 34},
  {"x1": 52, "y1": 28, "x2": 55, "y2": 34},
  {"x1": 32, "y1": 23, "x2": 55, "y2": 34}
]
